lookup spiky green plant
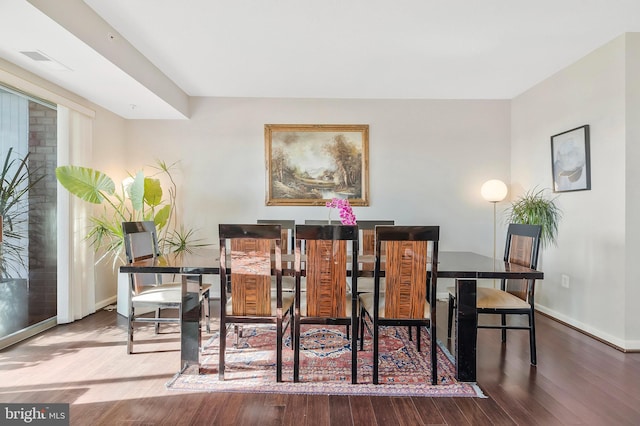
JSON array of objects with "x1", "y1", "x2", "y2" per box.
[
  {"x1": 0, "y1": 148, "x2": 44, "y2": 278},
  {"x1": 505, "y1": 187, "x2": 562, "y2": 248}
]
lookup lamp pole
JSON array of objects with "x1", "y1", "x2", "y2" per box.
[{"x1": 481, "y1": 179, "x2": 508, "y2": 286}]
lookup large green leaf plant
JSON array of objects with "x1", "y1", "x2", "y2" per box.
[{"x1": 56, "y1": 160, "x2": 207, "y2": 266}]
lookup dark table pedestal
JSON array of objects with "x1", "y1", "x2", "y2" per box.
[
  {"x1": 181, "y1": 275, "x2": 202, "y2": 375},
  {"x1": 455, "y1": 279, "x2": 477, "y2": 382}
]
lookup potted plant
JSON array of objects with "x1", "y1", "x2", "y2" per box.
[
  {"x1": 55, "y1": 159, "x2": 207, "y2": 266},
  {"x1": 505, "y1": 187, "x2": 562, "y2": 248},
  {"x1": 0, "y1": 148, "x2": 44, "y2": 278}
]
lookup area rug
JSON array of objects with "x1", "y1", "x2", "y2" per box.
[{"x1": 166, "y1": 325, "x2": 484, "y2": 397}]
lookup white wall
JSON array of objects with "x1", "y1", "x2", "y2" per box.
[
  {"x1": 512, "y1": 35, "x2": 630, "y2": 347},
  {"x1": 123, "y1": 97, "x2": 511, "y2": 294},
  {"x1": 624, "y1": 33, "x2": 640, "y2": 345},
  {"x1": 91, "y1": 105, "x2": 127, "y2": 305}
]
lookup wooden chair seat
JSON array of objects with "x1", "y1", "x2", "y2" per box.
[{"x1": 476, "y1": 287, "x2": 531, "y2": 310}]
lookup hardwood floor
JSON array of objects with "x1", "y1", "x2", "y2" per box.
[{"x1": 1, "y1": 302, "x2": 640, "y2": 425}]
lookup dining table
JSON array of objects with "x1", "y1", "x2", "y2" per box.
[{"x1": 119, "y1": 249, "x2": 543, "y2": 382}]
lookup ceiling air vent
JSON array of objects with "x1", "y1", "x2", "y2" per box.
[{"x1": 20, "y1": 50, "x2": 71, "y2": 71}]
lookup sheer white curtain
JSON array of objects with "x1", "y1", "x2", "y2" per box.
[{"x1": 57, "y1": 106, "x2": 95, "y2": 323}]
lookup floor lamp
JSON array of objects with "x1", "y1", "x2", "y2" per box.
[{"x1": 480, "y1": 179, "x2": 508, "y2": 284}]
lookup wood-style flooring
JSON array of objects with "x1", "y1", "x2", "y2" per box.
[{"x1": 1, "y1": 301, "x2": 639, "y2": 425}]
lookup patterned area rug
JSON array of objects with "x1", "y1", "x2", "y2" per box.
[{"x1": 166, "y1": 325, "x2": 484, "y2": 397}]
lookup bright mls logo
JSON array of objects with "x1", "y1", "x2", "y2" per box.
[{"x1": 1, "y1": 403, "x2": 69, "y2": 425}]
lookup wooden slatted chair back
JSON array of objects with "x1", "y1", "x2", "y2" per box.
[
  {"x1": 384, "y1": 240, "x2": 428, "y2": 319},
  {"x1": 502, "y1": 224, "x2": 542, "y2": 302},
  {"x1": 358, "y1": 220, "x2": 394, "y2": 271},
  {"x1": 375, "y1": 226, "x2": 439, "y2": 320},
  {"x1": 219, "y1": 224, "x2": 282, "y2": 316},
  {"x1": 230, "y1": 238, "x2": 272, "y2": 315},
  {"x1": 295, "y1": 224, "x2": 358, "y2": 318}
]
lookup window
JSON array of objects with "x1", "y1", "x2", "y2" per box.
[{"x1": 0, "y1": 84, "x2": 57, "y2": 345}]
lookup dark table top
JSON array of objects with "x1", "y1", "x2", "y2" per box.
[{"x1": 120, "y1": 250, "x2": 543, "y2": 280}]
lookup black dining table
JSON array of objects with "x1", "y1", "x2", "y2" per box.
[{"x1": 120, "y1": 250, "x2": 543, "y2": 382}]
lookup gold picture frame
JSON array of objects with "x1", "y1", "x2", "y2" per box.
[{"x1": 265, "y1": 124, "x2": 369, "y2": 206}]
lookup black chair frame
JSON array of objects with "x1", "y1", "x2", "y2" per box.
[
  {"x1": 218, "y1": 223, "x2": 293, "y2": 382},
  {"x1": 358, "y1": 225, "x2": 439, "y2": 385},
  {"x1": 447, "y1": 223, "x2": 542, "y2": 365},
  {"x1": 293, "y1": 224, "x2": 359, "y2": 383}
]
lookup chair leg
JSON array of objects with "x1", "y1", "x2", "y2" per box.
[
  {"x1": 204, "y1": 292, "x2": 211, "y2": 334},
  {"x1": 293, "y1": 313, "x2": 301, "y2": 382},
  {"x1": 501, "y1": 313, "x2": 507, "y2": 342},
  {"x1": 219, "y1": 319, "x2": 226, "y2": 380},
  {"x1": 408, "y1": 326, "x2": 413, "y2": 341},
  {"x1": 290, "y1": 305, "x2": 294, "y2": 343},
  {"x1": 127, "y1": 306, "x2": 134, "y2": 354},
  {"x1": 155, "y1": 308, "x2": 161, "y2": 334},
  {"x1": 373, "y1": 321, "x2": 379, "y2": 385},
  {"x1": 447, "y1": 293, "x2": 455, "y2": 339},
  {"x1": 359, "y1": 305, "x2": 365, "y2": 351},
  {"x1": 276, "y1": 317, "x2": 283, "y2": 382},
  {"x1": 529, "y1": 310, "x2": 537, "y2": 365},
  {"x1": 351, "y1": 313, "x2": 357, "y2": 384},
  {"x1": 430, "y1": 322, "x2": 438, "y2": 385}
]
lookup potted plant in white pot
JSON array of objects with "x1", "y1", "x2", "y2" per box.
[
  {"x1": 0, "y1": 148, "x2": 45, "y2": 335},
  {"x1": 55, "y1": 160, "x2": 208, "y2": 316},
  {"x1": 0, "y1": 148, "x2": 44, "y2": 277}
]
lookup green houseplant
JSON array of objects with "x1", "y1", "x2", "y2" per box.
[
  {"x1": 0, "y1": 148, "x2": 44, "y2": 278},
  {"x1": 55, "y1": 160, "x2": 207, "y2": 266},
  {"x1": 505, "y1": 187, "x2": 562, "y2": 248}
]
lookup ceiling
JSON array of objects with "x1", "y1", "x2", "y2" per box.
[{"x1": 1, "y1": 0, "x2": 640, "y2": 119}]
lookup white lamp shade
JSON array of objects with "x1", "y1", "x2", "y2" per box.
[{"x1": 481, "y1": 179, "x2": 508, "y2": 202}]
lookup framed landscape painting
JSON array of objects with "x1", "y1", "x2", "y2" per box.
[{"x1": 265, "y1": 124, "x2": 369, "y2": 206}]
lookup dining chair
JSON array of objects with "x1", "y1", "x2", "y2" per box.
[
  {"x1": 122, "y1": 221, "x2": 211, "y2": 354},
  {"x1": 257, "y1": 219, "x2": 296, "y2": 291},
  {"x1": 358, "y1": 225, "x2": 439, "y2": 385},
  {"x1": 218, "y1": 223, "x2": 294, "y2": 382},
  {"x1": 293, "y1": 224, "x2": 359, "y2": 383},
  {"x1": 257, "y1": 219, "x2": 295, "y2": 256},
  {"x1": 446, "y1": 223, "x2": 542, "y2": 365},
  {"x1": 303, "y1": 220, "x2": 329, "y2": 225},
  {"x1": 355, "y1": 220, "x2": 395, "y2": 293}
]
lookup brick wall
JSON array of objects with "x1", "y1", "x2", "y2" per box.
[{"x1": 26, "y1": 102, "x2": 57, "y2": 321}]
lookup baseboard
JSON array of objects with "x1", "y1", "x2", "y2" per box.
[
  {"x1": 0, "y1": 317, "x2": 57, "y2": 350},
  {"x1": 95, "y1": 295, "x2": 117, "y2": 311},
  {"x1": 437, "y1": 293, "x2": 640, "y2": 352},
  {"x1": 536, "y1": 304, "x2": 640, "y2": 352}
]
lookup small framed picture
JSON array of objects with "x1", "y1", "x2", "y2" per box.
[{"x1": 551, "y1": 125, "x2": 591, "y2": 193}]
